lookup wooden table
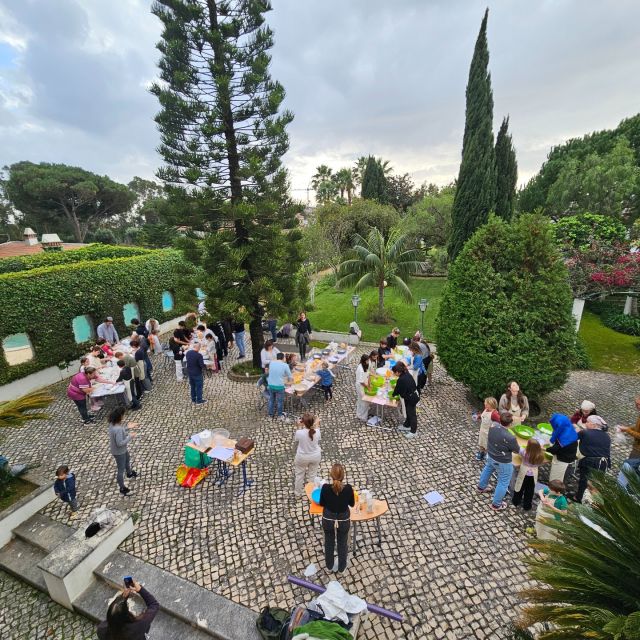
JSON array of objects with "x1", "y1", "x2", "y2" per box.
[
  {"x1": 186, "y1": 438, "x2": 255, "y2": 495},
  {"x1": 304, "y1": 483, "x2": 389, "y2": 557}
]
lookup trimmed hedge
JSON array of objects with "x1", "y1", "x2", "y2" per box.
[
  {"x1": 0, "y1": 250, "x2": 194, "y2": 385},
  {"x1": 0, "y1": 244, "x2": 153, "y2": 274}
]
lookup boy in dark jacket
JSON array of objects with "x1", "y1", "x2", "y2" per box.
[{"x1": 54, "y1": 465, "x2": 78, "y2": 518}]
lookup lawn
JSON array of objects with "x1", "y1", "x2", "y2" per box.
[
  {"x1": 579, "y1": 311, "x2": 640, "y2": 375},
  {"x1": 308, "y1": 276, "x2": 446, "y2": 342}
]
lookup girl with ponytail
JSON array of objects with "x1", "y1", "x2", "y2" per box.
[{"x1": 293, "y1": 413, "x2": 322, "y2": 496}]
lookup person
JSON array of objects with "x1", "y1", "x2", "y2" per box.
[
  {"x1": 295, "y1": 312, "x2": 312, "y2": 361},
  {"x1": 97, "y1": 316, "x2": 119, "y2": 346},
  {"x1": 233, "y1": 319, "x2": 246, "y2": 359},
  {"x1": 129, "y1": 339, "x2": 151, "y2": 388},
  {"x1": 185, "y1": 343, "x2": 206, "y2": 404},
  {"x1": 87, "y1": 344, "x2": 107, "y2": 371},
  {"x1": 319, "y1": 463, "x2": 354, "y2": 573},
  {"x1": 498, "y1": 381, "x2": 529, "y2": 425},
  {"x1": 266, "y1": 352, "x2": 292, "y2": 420},
  {"x1": 54, "y1": 465, "x2": 78, "y2": 518},
  {"x1": 267, "y1": 315, "x2": 278, "y2": 342},
  {"x1": 115, "y1": 359, "x2": 141, "y2": 410},
  {"x1": 115, "y1": 350, "x2": 144, "y2": 401},
  {"x1": 355, "y1": 354, "x2": 370, "y2": 422},
  {"x1": 96, "y1": 338, "x2": 114, "y2": 358},
  {"x1": 212, "y1": 320, "x2": 227, "y2": 362},
  {"x1": 293, "y1": 413, "x2": 322, "y2": 496},
  {"x1": 145, "y1": 317, "x2": 160, "y2": 336},
  {"x1": 547, "y1": 413, "x2": 579, "y2": 483},
  {"x1": 391, "y1": 361, "x2": 420, "y2": 439},
  {"x1": 108, "y1": 406, "x2": 139, "y2": 496},
  {"x1": 79, "y1": 356, "x2": 89, "y2": 373},
  {"x1": 618, "y1": 395, "x2": 640, "y2": 459},
  {"x1": 572, "y1": 415, "x2": 611, "y2": 503},
  {"x1": 512, "y1": 439, "x2": 546, "y2": 511},
  {"x1": 535, "y1": 479, "x2": 568, "y2": 541},
  {"x1": 408, "y1": 342, "x2": 426, "y2": 392},
  {"x1": 197, "y1": 299, "x2": 207, "y2": 316},
  {"x1": 170, "y1": 321, "x2": 190, "y2": 381},
  {"x1": 477, "y1": 412, "x2": 519, "y2": 511},
  {"x1": 278, "y1": 321, "x2": 292, "y2": 339},
  {"x1": 317, "y1": 362, "x2": 335, "y2": 401},
  {"x1": 570, "y1": 400, "x2": 598, "y2": 430},
  {"x1": 386, "y1": 327, "x2": 400, "y2": 350},
  {"x1": 473, "y1": 397, "x2": 500, "y2": 461},
  {"x1": 581, "y1": 480, "x2": 601, "y2": 507},
  {"x1": 260, "y1": 339, "x2": 280, "y2": 371},
  {"x1": 376, "y1": 338, "x2": 391, "y2": 368},
  {"x1": 67, "y1": 366, "x2": 98, "y2": 424},
  {"x1": 423, "y1": 341, "x2": 434, "y2": 386},
  {"x1": 222, "y1": 317, "x2": 234, "y2": 355},
  {"x1": 285, "y1": 352, "x2": 298, "y2": 368},
  {"x1": 96, "y1": 579, "x2": 159, "y2": 640},
  {"x1": 368, "y1": 350, "x2": 378, "y2": 371},
  {"x1": 130, "y1": 318, "x2": 148, "y2": 339},
  {"x1": 204, "y1": 333, "x2": 219, "y2": 372}
]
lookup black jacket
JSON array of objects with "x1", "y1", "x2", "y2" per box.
[
  {"x1": 392, "y1": 372, "x2": 419, "y2": 406},
  {"x1": 96, "y1": 587, "x2": 159, "y2": 640}
]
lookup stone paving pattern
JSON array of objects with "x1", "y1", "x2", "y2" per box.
[{"x1": 1, "y1": 336, "x2": 638, "y2": 639}]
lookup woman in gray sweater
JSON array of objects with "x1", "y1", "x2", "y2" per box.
[{"x1": 108, "y1": 406, "x2": 139, "y2": 496}]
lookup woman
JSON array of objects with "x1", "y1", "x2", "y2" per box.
[
  {"x1": 293, "y1": 413, "x2": 321, "y2": 496},
  {"x1": 145, "y1": 317, "x2": 160, "y2": 336},
  {"x1": 391, "y1": 361, "x2": 420, "y2": 439},
  {"x1": 96, "y1": 338, "x2": 114, "y2": 358},
  {"x1": 546, "y1": 412, "x2": 579, "y2": 483},
  {"x1": 319, "y1": 463, "x2": 354, "y2": 573},
  {"x1": 295, "y1": 312, "x2": 312, "y2": 361},
  {"x1": 67, "y1": 366, "x2": 98, "y2": 424},
  {"x1": 355, "y1": 354, "x2": 370, "y2": 422},
  {"x1": 260, "y1": 339, "x2": 281, "y2": 371},
  {"x1": 97, "y1": 578, "x2": 159, "y2": 640},
  {"x1": 87, "y1": 344, "x2": 107, "y2": 371},
  {"x1": 408, "y1": 343, "x2": 426, "y2": 392},
  {"x1": 498, "y1": 381, "x2": 529, "y2": 425},
  {"x1": 376, "y1": 338, "x2": 391, "y2": 368},
  {"x1": 570, "y1": 400, "x2": 598, "y2": 430},
  {"x1": 108, "y1": 406, "x2": 139, "y2": 496},
  {"x1": 285, "y1": 352, "x2": 298, "y2": 368}
]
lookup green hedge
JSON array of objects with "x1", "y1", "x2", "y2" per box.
[
  {"x1": 0, "y1": 250, "x2": 194, "y2": 385},
  {"x1": 0, "y1": 244, "x2": 153, "y2": 274},
  {"x1": 588, "y1": 300, "x2": 640, "y2": 336}
]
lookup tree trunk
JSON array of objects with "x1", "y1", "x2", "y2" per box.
[
  {"x1": 347, "y1": 188, "x2": 352, "y2": 206},
  {"x1": 249, "y1": 315, "x2": 264, "y2": 370},
  {"x1": 378, "y1": 285, "x2": 384, "y2": 314}
]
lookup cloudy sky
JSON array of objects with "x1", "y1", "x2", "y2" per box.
[{"x1": 1, "y1": 0, "x2": 639, "y2": 203}]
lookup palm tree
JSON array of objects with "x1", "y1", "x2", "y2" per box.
[
  {"x1": 0, "y1": 391, "x2": 52, "y2": 429},
  {"x1": 337, "y1": 227, "x2": 424, "y2": 316},
  {"x1": 517, "y1": 471, "x2": 640, "y2": 639},
  {"x1": 333, "y1": 168, "x2": 355, "y2": 205},
  {"x1": 311, "y1": 165, "x2": 333, "y2": 190},
  {"x1": 316, "y1": 180, "x2": 338, "y2": 205}
]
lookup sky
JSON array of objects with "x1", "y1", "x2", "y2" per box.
[{"x1": 0, "y1": 0, "x2": 639, "y2": 204}]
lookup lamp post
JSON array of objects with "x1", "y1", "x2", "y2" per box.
[
  {"x1": 351, "y1": 294, "x2": 361, "y2": 324},
  {"x1": 418, "y1": 298, "x2": 428, "y2": 334}
]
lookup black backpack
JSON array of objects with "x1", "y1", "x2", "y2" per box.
[{"x1": 256, "y1": 607, "x2": 289, "y2": 640}]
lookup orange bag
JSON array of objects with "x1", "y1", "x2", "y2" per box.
[{"x1": 181, "y1": 467, "x2": 208, "y2": 488}]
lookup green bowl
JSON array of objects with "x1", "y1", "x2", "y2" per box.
[
  {"x1": 364, "y1": 387, "x2": 377, "y2": 396},
  {"x1": 370, "y1": 375, "x2": 384, "y2": 388},
  {"x1": 544, "y1": 450, "x2": 553, "y2": 461},
  {"x1": 387, "y1": 389, "x2": 396, "y2": 399},
  {"x1": 537, "y1": 422, "x2": 553, "y2": 436},
  {"x1": 389, "y1": 378, "x2": 397, "y2": 388},
  {"x1": 513, "y1": 425, "x2": 535, "y2": 439}
]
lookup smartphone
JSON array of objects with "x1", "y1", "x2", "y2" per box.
[{"x1": 124, "y1": 576, "x2": 134, "y2": 588}]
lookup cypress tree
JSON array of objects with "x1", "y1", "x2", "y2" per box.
[
  {"x1": 448, "y1": 8, "x2": 496, "y2": 260},
  {"x1": 151, "y1": 0, "x2": 305, "y2": 369},
  {"x1": 495, "y1": 116, "x2": 518, "y2": 221},
  {"x1": 361, "y1": 155, "x2": 387, "y2": 203}
]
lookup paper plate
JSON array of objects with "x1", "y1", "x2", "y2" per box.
[
  {"x1": 328, "y1": 356, "x2": 339, "y2": 363},
  {"x1": 311, "y1": 487, "x2": 322, "y2": 504},
  {"x1": 293, "y1": 383, "x2": 307, "y2": 392},
  {"x1": 513, "y1": 425, "x2": 535, "y2": 439},
  {"x1": 337, "y1": 348, "x2": 347, "y2": 354},
  {"x1": 537, "y1": 423, "x2": 553, "y2": 436}
]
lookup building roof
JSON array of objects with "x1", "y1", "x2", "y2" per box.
[{"x1": 0, "y1": 241, "x2": 86, "y2": 259}]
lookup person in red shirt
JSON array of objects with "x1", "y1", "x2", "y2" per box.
[{"x1": 67, "y1": 367, "x2": 98, "y2": 424}]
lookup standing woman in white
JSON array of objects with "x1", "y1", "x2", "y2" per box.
[
  {"x1": 355, "y1": 354, "x2": 370, "y2": 422},
  {"x1": 293, "y1": 413, "x2": 321, "y2": 496}
]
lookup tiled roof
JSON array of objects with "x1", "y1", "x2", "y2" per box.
[{"x1": 0, "y1": 242, "x2": 86, "y2": 259}]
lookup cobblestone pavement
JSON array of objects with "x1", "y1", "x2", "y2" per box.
[{"x1": 1, "y1": 339, "x2": 638, "y2": 640}]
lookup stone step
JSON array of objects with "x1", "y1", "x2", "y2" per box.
[
  {"x1": 13, "y1": 513, "x2": 75, "y2": 553},
  {"x1": 0, "y1": 538, "x2": 47, "y2": 591},
  {"x1": 74, "y1": 578, "x2": 215, "y2": 640},
  {"x1": 96, "y1": 550, "x2": 261, "y2": 639}
]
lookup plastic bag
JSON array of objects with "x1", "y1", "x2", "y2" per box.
[
  {"x1": 181, "y1": 467, "x2": 208, "y2": 488},
  {"x1": 176, "y1": 464, "x2": 189, "y2": 485}
]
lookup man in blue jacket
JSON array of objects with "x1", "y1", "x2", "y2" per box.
[
  {"x1": 185, "y1": 343, "x2": 206, "y2": 404},
  {"x1": 547, "y1": 413, "x2": 579, "y2": 483}
]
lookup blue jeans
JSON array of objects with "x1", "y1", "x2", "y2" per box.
[
  {"x1": 478, "y1": 456, "x2": 514, "y2": 506},
  {"x1": 268, "y1": 320, "x2": 277, "y2": 341},
  {"x1": 618, "y1": 458, "x2": 640, "y2": 491},
  {"x1": 144, "y1": 354, "x2": 153, "y2": 382},
  {"x1": 234, "y1": 331, "x2": 245, "y2": 357},
  {"x1": 268, "y1": 387, "x2": 284, "y2": 416},
  {"x1": 189, "y1": 374, "x2": 204, "y2": 403}
]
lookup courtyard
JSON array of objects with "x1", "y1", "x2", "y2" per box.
[{"x1": 0, "y1": 339, "x2": 637, "y2": 640}]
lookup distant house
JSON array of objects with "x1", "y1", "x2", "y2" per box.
[{"x1": 0, "y1": 228, "x2": 86, "y2": 259}]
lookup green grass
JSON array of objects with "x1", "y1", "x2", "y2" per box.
[
  {"x1": 579, "y1": 311, "x2": 640, "y2": 375},
  {"x1": 0, "y1": 476, "x2": 37, "y2": 511},
  {"x1": 308, "y1": 276, "x2": 446, "y2": 342}
]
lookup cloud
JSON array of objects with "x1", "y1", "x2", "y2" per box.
[{"x1": 0, "y1": 0, "x2": 638, "y2": 198}]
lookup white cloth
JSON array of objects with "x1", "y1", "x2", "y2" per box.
[
  {"x1": 175, "y1": 360, "x2": 184, "y2": 381},
  {"x1": 315, "y1": 581, "x2": 368, "y2": 625},
  {"x1": 294, "y1": 452, "x2": 321, "y2": 495},
  {"x1": 295, "y1": 428, "x2": 321, "y2": 455},
  {"x1": 548, "y1": 457, "x2": 569, "y2": 482},
  {"x1": 260, "y1": 347, "x2": 281, "y2": 369}
]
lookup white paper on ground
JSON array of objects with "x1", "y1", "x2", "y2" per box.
[
  {"x1": 316, "y1": 581, "x2": 367, "y2": 624},
  {"x1": 423, "y1": 491, "x2": 444, "y2": 506},
  {"x1": 207, "y1": 446, "x2": 235, "y2": 461},
  {"x1": 303, "y1": 563, "x2": 317, "y2": 577}
]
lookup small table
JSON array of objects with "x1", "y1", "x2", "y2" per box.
[
  {"x1": 361, "y1": 393, "x2": 400, "y2": 428},
  {"x1": 304, "y1": 483, "x2": 389, "y2": 557},
  {"x1": 185, "y1": 438, "x2": 255, "y2": 496}
]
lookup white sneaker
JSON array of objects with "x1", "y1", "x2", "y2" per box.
[
  {"x1": 279, "y1": 415, "x2": 290, "y2": 422},
  {"x1": 397, "y1": 425, "x2": 410, "y2": 432},
  {"x1": 405, "y1": 432, "x2": 417, "y2": 439},
  {"x1": 332, "y1": 559, "x2": 339, "y2": 572}
]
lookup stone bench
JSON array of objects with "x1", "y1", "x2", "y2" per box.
[
  {"x1": 0, "y1": 481, "x2": 55, "y2": 547},
  {"x1": 38, "y1": 507, "x2": 134, "y2": 610}
]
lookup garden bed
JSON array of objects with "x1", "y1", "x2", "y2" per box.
[
  {"x1": 0, "y1": 476, "x2": 38, "y2": 511},
  {"x1": 228, "y1": 361, "x2": 263, "y2": 382}
]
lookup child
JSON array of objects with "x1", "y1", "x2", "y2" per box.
[
  {"x1": 535, "y1": 479, "x2": 568, "y2": 540},
  {"x1": 54, "y1": 465, "x2": 78, "y2": 518},
  {"x1": 512, "y1": 439, "x2": 546, "y2": 510},
  {"x1": 581, "y1": 480, "x2": 601, "y2": 507},
  {"x1": 204, "y1": 333, "x2": 219, "y2": 372},
  {"x1": 474, "y1": 397, "x2": 500, "y2": 461},
  {"x1": 317, "y1": 362, "x2": 335, "y2": 400}
]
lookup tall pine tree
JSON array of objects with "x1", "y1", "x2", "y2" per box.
[
  {"x1": 448, "y1": 8, "x2": 496, "y2": 260},
  {"x1": 151, "y1": 0, "x2": 305, "y2": 369},
  {"x1": 494, "y1": 116, "x2": 518, "y2": 221},
  {"x1": 361, "y1": 156, "x2": 387, "y2": 203}
]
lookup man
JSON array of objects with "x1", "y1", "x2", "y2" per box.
[
  {"x1": 67, "y1": 366, "x2": 98, "y2": 424},
  {"x1": 267, "y1": 315, "x2": 278, "y2": 342},
  {"x1": 97, "y1": 317, "x2": 119, "y2": 346},
  {"x1": 233, "y1": 319, "x2": 246, "y2": 359},
  {"x1": 185, "y1": 343, "x2": 206, "y2": 404},
  {"x1": 131, "y1": 321, "x2": 153, "y2": 383},
  {"x1": 115, "y1": 359, "x2": 141, "y2": 410},
  {"x1": 115, "y1": 350, "x2": 143, "y2": 401},
  {"x1": 572, "y1": 415, "x2": 611, "y2": 503},
  {"x1": 130, "y1": 338, "x2": 151, "y2": 388},
  {"x1": 169, "y1": 321, "x2": 190, "y2": 381},
  {"x1": 266, "y1": 352, "x2": 292, "y2": 421},
  {"x1": 212, "y1": 320, "x2": 227, "y2": 363},
  {"x1": 131, "y1": 318, "x2": 149, "y2": 339},
  {"x1": 386, "y1": 327, "x2": 400, "y2": 350}
]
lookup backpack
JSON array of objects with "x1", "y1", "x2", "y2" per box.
[{"x1": 256, "y1": 607, "x2": 289, "y2": 640}]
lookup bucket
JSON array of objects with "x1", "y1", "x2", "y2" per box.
[{"x1": 211, "y1": 428, "x2": 230, "y2": 445}]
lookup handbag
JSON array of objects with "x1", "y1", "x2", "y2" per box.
[{"x1": 235, "y1": 437, "x2": 255, "y2": 454}]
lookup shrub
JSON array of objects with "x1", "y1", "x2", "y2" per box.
[
  {"x1": 554, "y1": 212, "x2": 627, "y2": 249},
  {"x1": 571, "y1": 335, "x2": 591, "y2": 370},
  {"x1": 435, "y1": 214, "x2": 576, "y2": 399},
  {"x1": 0, "y1": 250, "x2": 195, "y2": 385},
  {"x1": 600, "y1": 308, "x2": 640, "y2": 336}
]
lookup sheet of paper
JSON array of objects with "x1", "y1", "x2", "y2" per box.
[
  {"x1": 207, "y1": 446, "x2": 235, "y2": 462},
  {"x1": 423, "y1": 491, "x2": 444, "y2": 506}
]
